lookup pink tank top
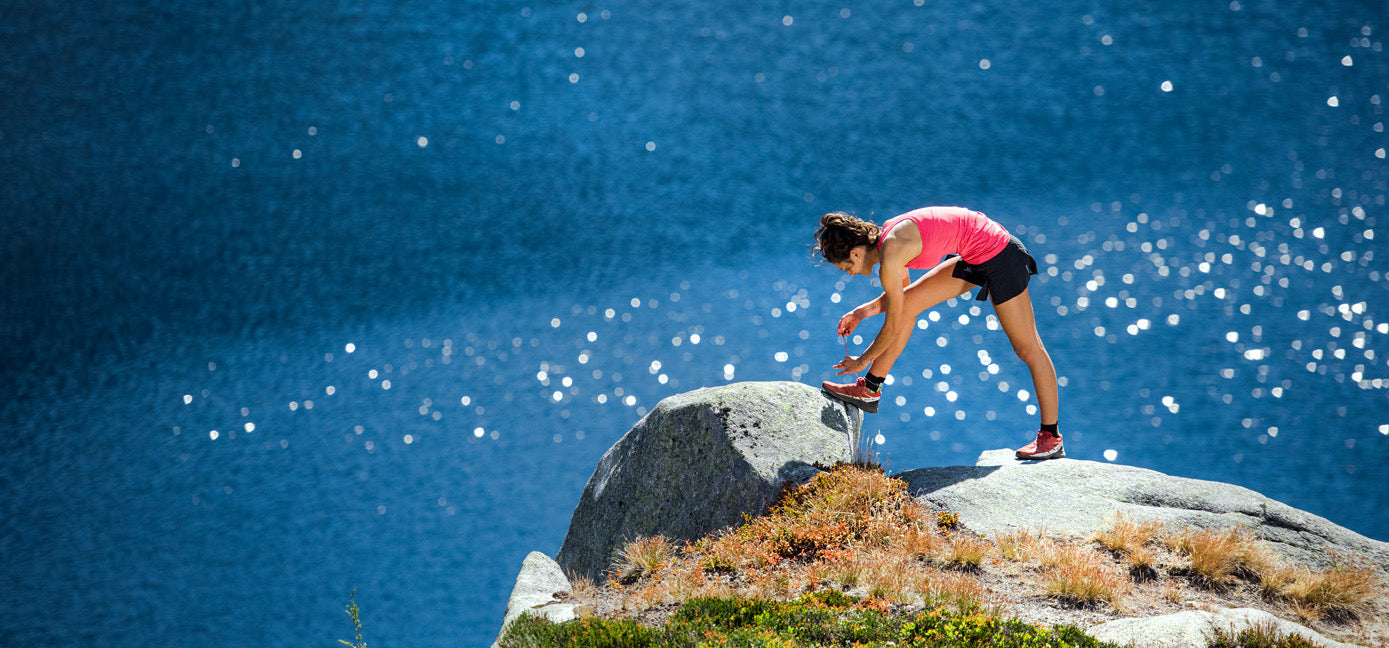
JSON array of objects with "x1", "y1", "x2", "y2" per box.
[{"x1": 877, "y1": 206, "x2": 1010, "y2": 268}]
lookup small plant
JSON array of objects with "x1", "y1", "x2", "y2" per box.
[
  {"x1": 1208, "y1": 621, "x2": 1320, "y2": 648},
  {"x1": 1039, "y1": 544, "x2": 1129, "y2": 607},
  {"x1": 995, "y1": 527, "x2": 1045, "y2": 562},
  {"x1": 1092, "y1": 511, "x2": 1164, "y2": 556},
  {"x1": 1126, "y1": 546, "x2": 1158, "y2": 581},
  {"x1": 565, "y1": 569, "x2": 599, "y2": 601},
  {"x1": 944, "y1": 533, "x2": 990, "y2": 569},
  {"x1": 899, "y1": 522, "x2": 942, "y2": 559},
  {"x1": 703, "y1": 465, "x2": 924, "y2": 570},
  {"x1": 1167, "y1": 526, "x2": 1270, "y2": 588},
  {"x1": 1278, "y1": 555, "x2": 1383, "y2": 621},
  {"x1": 922, "y1": 568, "x2": 1000, "y2": 616},
  {"x1": 612, "y1": 535, "x2": 674, "y2": 581},
  {"x1": 850, "y1": 431, "x2": 885, "y2": 469},
  {"x1": 338, "y1": 589, "x2": 366, "y2": 648},
  {"x1": 501, "y1": 613, "x2": 657, "y2": 647}
]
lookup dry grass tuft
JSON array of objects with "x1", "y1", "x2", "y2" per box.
[
  {"x1": 1279, "y1": 556, "x2": 1384, "y2": 622},
  {"x1": 1256, "y1": 560, "x2": 1300, "y2": 600},
  {"x1": 923, "y1": 567, "x2": 1002, "y2": 615},
  {"x1": 565, "y1": 570, "x2": 601, "y2": 615},
  {"x1": 611, "y1": 535, "x2": 675, "y2": 582},
  {"x1": 995, "y1": 527, "x2": 1046, "y2": 562},
  {"x1": 856, "y1": 549, "x2": 926, "y2": 603},
  {"x1": 944, "y1": 533, "x2": 990, "y2": 569},
  {"x1": 1166, "y1": 526, "x2": 1273, "y2": 588},
  {"x1": 1163, "y1": 526, "x2": 1384, "y2": 621},
  {"x1": 1039, "y1": 543, "x2": 1130, "y2": 607},
  {"x1": 1125, "y1": 546, "x2": 1158, "y2": 581},
  {"x1": 1092, "y1": 512, "x2": 1167, "y2": 580},
  {"x1": 1092, "y1": 512, "x2": 1164, "y2": 555},
  {"x1": 898, "y1": 522, "x2": 943, "y2": 560}
]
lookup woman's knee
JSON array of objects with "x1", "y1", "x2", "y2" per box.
[{"x1": 1010, "y1": 337, "x2": 1051, "y2": 368}]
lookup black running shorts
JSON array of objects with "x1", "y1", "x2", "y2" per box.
[{"x1": 949, "y1": 235, "x2": 1038, "y2": 306}]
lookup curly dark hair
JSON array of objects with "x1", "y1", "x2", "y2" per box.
[{"x1": 813, "y1": 212, "x2": 880, "y2": 263}]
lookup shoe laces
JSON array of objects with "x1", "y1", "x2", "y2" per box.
[{"x1": 841, "y1": 335, "x2": 860, "y2": 381}]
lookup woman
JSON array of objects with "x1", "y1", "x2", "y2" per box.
[{"x1": 814, "y1": 206, "x2": 1063, "y2": 460}]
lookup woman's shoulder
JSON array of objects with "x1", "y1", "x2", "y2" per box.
[
  {"x1": 879, "y1": 215, "x2": 924, "y2": 256},
  {"x1": 880, "y1": 214, "x2": 917, "y2": 237}
]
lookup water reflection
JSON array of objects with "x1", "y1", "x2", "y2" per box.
[{"x1": 173, "y1": 182, "x2": 1385, "y2": 455}]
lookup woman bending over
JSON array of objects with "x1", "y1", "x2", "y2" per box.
[{"x1": 814, "y1": 206, "x2": 1063, "y2": 460}]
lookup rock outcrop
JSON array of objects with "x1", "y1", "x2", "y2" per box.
[
  {"x1": 555, "y1": 381, "x2": 861, "y2": 581},
  {"x1": 897, "y1": 449, "x2": 1389, "y2": 570},
  {"x1": 499, "y1": 382, "x2": 1388, "y2": 647},
  {"x1": 492, "y1": 552, "x2": 576, "y2": 648},
  {"x1": 1087, "y1": 608, "x2": 1360, "y2": 648}
]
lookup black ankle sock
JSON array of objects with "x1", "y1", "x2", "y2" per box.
[
  {"x1": 1040, "y1": 422, "x2": 1060, "y2": 438},
  {"x1": 864, "y1": 372, "x2": 885, "y2": 392}
]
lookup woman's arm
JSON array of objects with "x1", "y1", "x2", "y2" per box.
[
  {"x1": 852, "y1": 260, "x2": 907, "y2": 363},
  {"x1": 837, "y1": 269, "x2": 912, "y2": 335},
  {"x1": 834, "y1": 224, "x2": 922, "y2": 374}
]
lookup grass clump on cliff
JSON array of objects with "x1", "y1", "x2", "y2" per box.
[
  {"x1": 1277, "y1": 553, "x2": 1383, "y2": 622},
  {"x1": 1162, "y1": 526, "x2": 1383, "y2": 622}
]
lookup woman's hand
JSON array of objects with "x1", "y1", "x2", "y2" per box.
[
  {"x1": 834, "y1": 354, "x2": 870, "y2": 376},
  {"x1": 836, "y1": 309, "x2": 864, "y2": 336}
]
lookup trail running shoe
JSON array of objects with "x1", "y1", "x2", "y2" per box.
[
  {"x1": 821, "y1": 378, "x2": 880, "y2": 414},
  {"x1": 1015, "y1": 430, "x2": 1065, "y2": 460}
]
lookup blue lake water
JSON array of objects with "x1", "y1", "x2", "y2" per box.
[{"x1": 2, "y1": 1, "x2": 1386, "y2": 646}]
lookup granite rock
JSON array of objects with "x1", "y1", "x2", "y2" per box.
[
  {"x1": 555, "y1": 381, "x2": 861, "y2": 581},
  {"x1": 1087, "y1": 607, "x2": 1361, "y2": 648},
  {"x1": 897, "y1": 449, "x2": 1389, "y2": 570},
  {"x1": 492, "y1": 551, "x2": 575, "y2": 648}
]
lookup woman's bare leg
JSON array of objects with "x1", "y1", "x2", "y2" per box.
[{"x1": 991, "y1": 287, "x2": 1059, "y2": 426}]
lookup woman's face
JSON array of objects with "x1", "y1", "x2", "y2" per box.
[{"x1": 832, "y1": 246, "x2": 872, "y2": 277}]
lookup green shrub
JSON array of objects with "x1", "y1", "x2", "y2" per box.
[
  {"x1": 498, "y1": 593, "x2": 1122, "y2": 648},
  {"x1": 1207, "y1": 622, "x2": 1320, "y2": 648},
  {"x1": 500, "y1": 614, "x2": 661, "y2": 648}
]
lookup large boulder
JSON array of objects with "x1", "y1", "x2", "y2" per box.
[
  {"x1": 897, "y1": 449, "x2": 1389, "y2": 570},
  {"x1": 1087, "y1": 608, "x2": 1360, "y2": 648},
  {"x1": 556, "y1": 381, "x2": 861, "y2": 581}
]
